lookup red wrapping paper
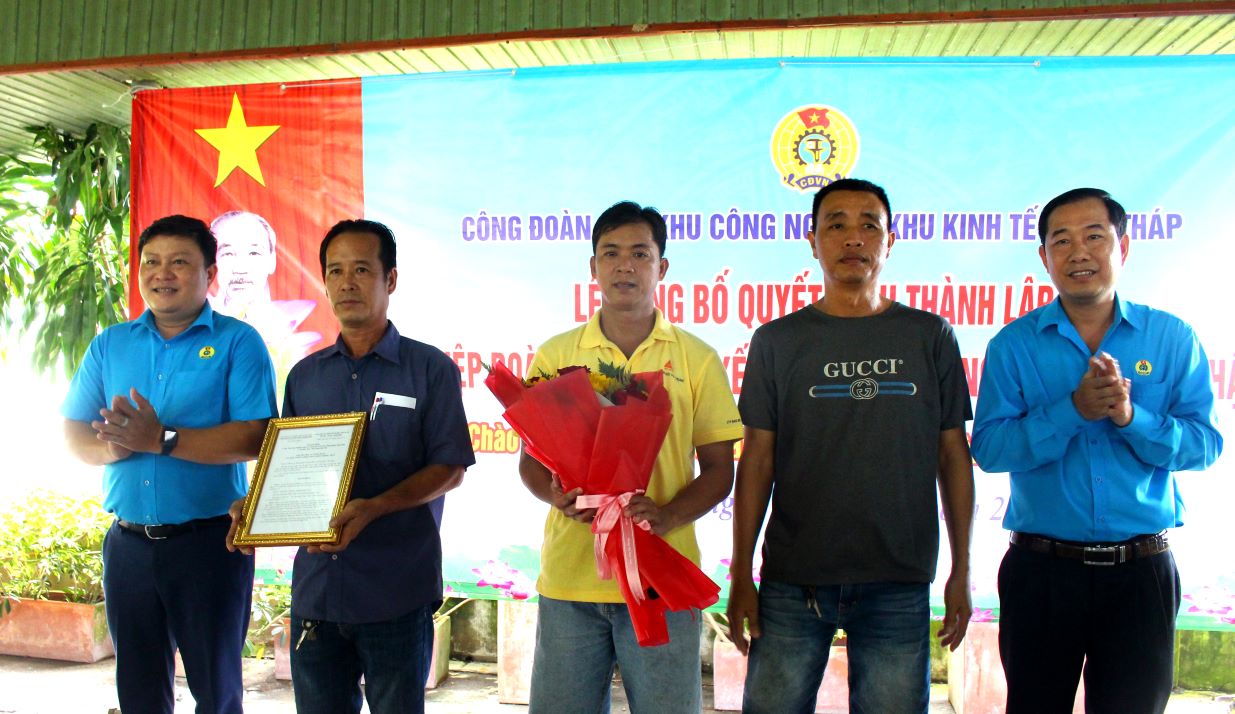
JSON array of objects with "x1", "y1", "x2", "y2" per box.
[
  {"x1": 487, "y1": 364, "x2": 599, "y2": 491},
  {"x1": 484, "y1": 361, "x2": 720, "y2": 646}
]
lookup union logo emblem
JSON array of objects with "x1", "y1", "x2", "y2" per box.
[
  {"x1": 771, "y1": 105, "x2": 860, "y2": 193},
  {"x1": 1135, "y1": 360, "x2": 1152, "y2": 376},
  {"x1": 199, "y1": 346, "x2": 216, "y2": 359}
]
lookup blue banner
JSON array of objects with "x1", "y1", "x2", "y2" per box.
[{"x1": 286, "y1": 56, "x2": 1234, "y2": 628}]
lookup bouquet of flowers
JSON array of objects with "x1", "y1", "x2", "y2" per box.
[{"x1": 486, "y1": 360, "x2": 721, "y2": 646}]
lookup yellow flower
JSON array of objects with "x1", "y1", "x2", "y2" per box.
[{"x1": 589, "y1": 372, "x2": 617, "y2": 397}]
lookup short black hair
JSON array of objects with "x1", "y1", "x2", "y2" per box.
[
  {"x1": 811, "y1": 178, "x2": 893, "y2": 230},
  {"x1": 319, "y1": 219, "x2": 397, "y2": 276},
  {"x1": 1038, "y1": 188, "x2": 1128, "y2": 244},
  {"x1": 591, "y1": 201, "x2": 667, "y2": 258},
  {"x1": 138, "y1": 215, "x2": 217, "y2": 267}
]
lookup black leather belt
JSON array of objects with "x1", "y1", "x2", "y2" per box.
[
  {"x1": 116, "y1": 515, "x2": 231, "y2": 540},
  {"x1": 1010, "y1": 531, "x2": 1169, "y2": 566}
]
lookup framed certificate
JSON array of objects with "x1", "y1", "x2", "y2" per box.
[{"x1": 232, "y1": 412, "x2": 367, "y2": 547}]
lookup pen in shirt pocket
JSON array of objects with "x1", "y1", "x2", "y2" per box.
[{"x1": 370, "y1": 391, "x2": 416, "y2": 421}]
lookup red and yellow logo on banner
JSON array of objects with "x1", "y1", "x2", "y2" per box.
[{"x1": 770, "y1": 105, "x2": 860, "y2": 194}]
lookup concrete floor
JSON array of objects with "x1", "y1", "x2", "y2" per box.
[{"x1": 0, "y1": 654, "x2": 1230, "y2": 713}]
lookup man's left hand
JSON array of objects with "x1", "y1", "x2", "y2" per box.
[
  {"x1": 92, "y1": 388, "x2": 162, "y2": 454},
  {"x1": 936, "y1": 570, "x2": 972, "y2": 651},
  {"x1": 1094, "y1": 352, "x2": 1133, "y2": 427},
  {"x1": 623, "y1": 494, "x2": 678, "y2": 536},
  {"x1": 309, "y1": 498, "x2": 381, "y2": 553}
]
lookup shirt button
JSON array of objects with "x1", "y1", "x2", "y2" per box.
[
  {"x1": 331, "y1": 554, "x2": 338, "y2": 560},
  {"x1": 164, "y1": 344, "x2": 170, "y2": 349},
  {"x1": 144, "y1": 480, "x2": 150, "y2": 486},
  {"x1": 351, "y1": 373, "x2": 358, "y2": 380},
  {"x1": 158, "y1": 374, "x2": 164, "y2": 380},
  {"x1": 1089, "y1": 439, "x2": 1097, "y2": 445}
]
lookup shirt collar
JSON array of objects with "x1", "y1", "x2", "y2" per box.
[
  {"x1": 317, "y1": 321, "x2": 402, "y2": 363},
  {"x1": 130, "y1": 302, "x2": 216, "y2": 337},
  {"x1": 578, "y1": 308, "x2": 676, "y2": 350},
  {"x1": 1037, "y1": 293, "x2": 1141, "y2": 334},
  {"x1": 1036, "y1": 298, "x2": 1069, "y2": 334},
  {"x1": 1111, "y1": 293, "x2": 1142, "y2": 331}
]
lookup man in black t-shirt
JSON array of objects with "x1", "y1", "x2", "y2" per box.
[{"x1": 727, "y1": 178, "x2": 976, "y2": 714}]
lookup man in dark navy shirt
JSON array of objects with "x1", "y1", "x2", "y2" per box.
[{"x1": 230, "y1": 219, "x2": 474, "y2": 714}]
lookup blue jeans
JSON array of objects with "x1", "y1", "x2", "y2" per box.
[
  {"x1": 290, "y1": 603, "x2": 435, "y2": 714},
  {"x1": 529, "y1": 595, "x2": 703, "y2": 714},
  {"x1": 743, "y1": 580, "x2": 930, "y2": 714}
]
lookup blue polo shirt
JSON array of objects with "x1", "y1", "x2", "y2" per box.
[
  {"x1": 972, "y1": 295, "x2": 1222, "y2": 542},
  {"x1": 61, "y1": 305, "x2": 278, "y2": 524},
  {"x1": 285, "y1": 322, "x2": 475, "y2": 624}
]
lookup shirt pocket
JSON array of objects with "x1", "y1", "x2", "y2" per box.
[
  {"x1": 365, "y1": 398, "x2": 424, "y2": 474},
  {"x1": 162, "y1": 368, "x2": 228, "y2": 427},
  {"x1": 1131, "y1": 378, "x2": 1172, "y2": 415}
]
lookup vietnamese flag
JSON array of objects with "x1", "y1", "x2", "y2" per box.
[
  {"x1": 130, "y1": 80, "x2": 364, "y2": 354},
  {"x1": 797, "y1": 107, "x2": 831, "y2": 129}
]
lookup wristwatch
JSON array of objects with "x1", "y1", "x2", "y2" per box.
[{"x1": 160, "y1": 427, "x2": 179, "y2": 456}]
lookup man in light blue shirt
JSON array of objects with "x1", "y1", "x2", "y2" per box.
[
  {"x1": 63, "y1": 215, "x2": 277, "y2": 714},
  {"x1": 972, "y1": 188, "x2": 1222, "y2": 714}
]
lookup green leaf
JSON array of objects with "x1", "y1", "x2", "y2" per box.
[
  {"x1": 597, "y1": 359, "x2": 631, "y2": 382},
  {"x1": 2, "y1": 122, "x2": 129, "y2": 375},
  {"x1": 0, "y1": 491, "x2": 110, "y2": 603}
]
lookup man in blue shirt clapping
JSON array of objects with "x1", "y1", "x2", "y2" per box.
[
  {"x1": 972, "y1": 188, "x2": 1223, "y2": 714},
  {"x1": 63, "y1": 215, "x2": 278, "y2": 714}
]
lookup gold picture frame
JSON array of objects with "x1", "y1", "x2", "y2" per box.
[{"x1": 232, "y1": 412, "x2": 367, "y2": 547}]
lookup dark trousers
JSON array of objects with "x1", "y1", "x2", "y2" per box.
[
  {"x1": 997, "y1": 543, "x2": 1180, "y2": 714},
  {"x1": 102, "y1": 519, "x2": 254, "y2": 714},
  {"x1": 290, "y1": 604, "x2": 435, "y2": 714}
]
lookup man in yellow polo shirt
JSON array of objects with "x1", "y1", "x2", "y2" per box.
[{"x1": 519, "y1": 200, "x2": 743, "y2": 713}]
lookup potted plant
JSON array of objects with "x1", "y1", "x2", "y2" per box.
[
  {"x1": 248, "y1": 581, "x2": 292, "y2": 680},
  {"x1": 0, "y1": 489, "x2": 114, "y2": 662}
]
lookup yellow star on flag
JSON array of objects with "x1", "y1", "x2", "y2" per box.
[{"x1": 194, "y1": 94, "x2": 280, "y2": 187}]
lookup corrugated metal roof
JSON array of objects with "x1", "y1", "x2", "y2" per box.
[{"x1": 1, "y1": 3, "x2": 1233, "y2": 154}]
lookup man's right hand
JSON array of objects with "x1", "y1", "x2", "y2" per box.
[
  {"x1": 550, "y1": 474, "x2": 596, "y2": 524},
  {"x1": 726, "y1": 575, "x2": 760, "y2": 655},
  {"x1": 96, "y1": 395, "x2": 137, "y2": 461},
  {"x1": 225, "y1": 498, "x2": 253, "y2": 554},
  {"x1": 1072, "y1": 354, "x2": 1129, "y2": 421}
]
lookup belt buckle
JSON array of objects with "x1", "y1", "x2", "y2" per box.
[
  {"x1": 143, "y1": 524, "x2": 168, "y2": 540},
  {"x1": 1081, "y1": 544, "x2": 1121, "y2": 566}
]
